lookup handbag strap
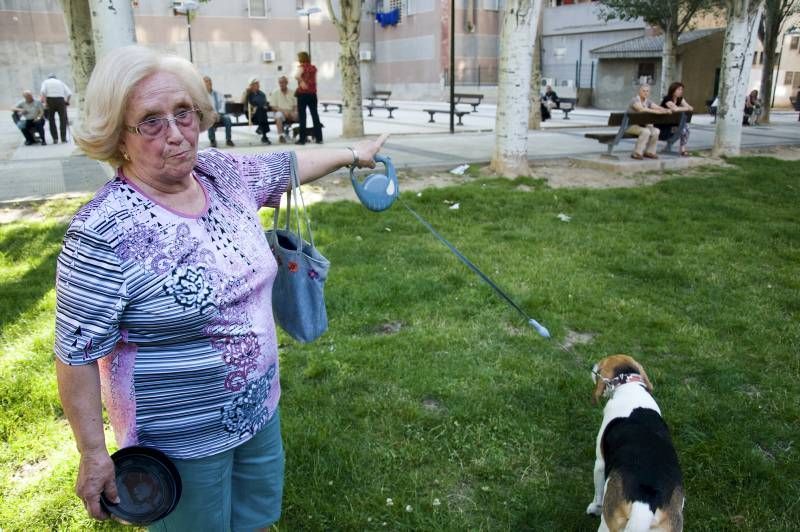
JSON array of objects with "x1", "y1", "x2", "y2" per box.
[{"x1": 272, "y1": 152, "x2": 316, "y2": 247}]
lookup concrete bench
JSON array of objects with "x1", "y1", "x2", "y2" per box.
[
  {"x1": 584, "y1": 111, "x2": 692, "y2": 156},
  {"x1": 422, "y1": 108, "x2": 469, "y2": 125},
  {"x1": 453, "y1": 93, "x2": 484, "y2": 111},
  {"x1": 364, "y1": 104, "x2": 398, "y2": 118},
  {"x1": 320, "y1": 101, "x2": 342, "y2": 113}
]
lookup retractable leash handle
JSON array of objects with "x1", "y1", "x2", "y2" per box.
[{"x1": 350, "y1": 154, "x2": 398, "y2": 212}]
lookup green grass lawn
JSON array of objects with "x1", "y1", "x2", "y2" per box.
[{"x1": 1, "y1": 157, "x2": 798, "y2": 531}]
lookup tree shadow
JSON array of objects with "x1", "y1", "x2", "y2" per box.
[{"x1": 0, "y1": 223, "x2": 66, "y2": 333}]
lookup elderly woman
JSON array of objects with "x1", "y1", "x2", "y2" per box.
[
  {"x1": 627, "y1": 84, "x2": 670, "y2": 160},
  {"x1": 56, "y1": 45, "x2": 386, "y2": 530}
]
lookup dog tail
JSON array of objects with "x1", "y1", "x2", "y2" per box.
[{"x1": 624, "y1": 501, "x2": 655, "y2": 531}]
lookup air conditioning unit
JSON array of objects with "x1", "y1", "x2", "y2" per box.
[
  {"x1": 541, "y1": 77, "x2": 555, "y2": 87},
  {"x1": 261, "y1": 50, "x2": 276, "y2": 62},
  {"x1": 359, "y1": 50, "x2": 373, "y2": 62},
  {"x1": 560, "y1": 79, "x2": 575, "y2": 88},
  {"x1": 172, "y1": 0, "x2": 198, "y2": 14}
]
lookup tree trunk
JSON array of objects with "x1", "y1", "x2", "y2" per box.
[
  {"x1": 491, "y1": 0, "x2": 542, "y2": 176},
  {"x1": 528, "y1": 12, "x2": 543, "y2": 129},
  {"x1": 759, "y1": 2, "x2": 780, "y2": 124},
  {"x1": 60, "y1": 0, "x2": 95, "y2": 113},
  {"x1": 713, "y1": 0, "x2": 764, "y2": 157},
  {"x1": 660, "y1": 27, "x2": 678, "y2": 100},
  {"x1": 89, "y1": 0, "x2": 136, "y2": 59},
  {"x1": 326, "y1": 0, "x2": 365, "y2": 138}
]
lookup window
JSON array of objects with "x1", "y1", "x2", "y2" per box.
[
  {"x1": 637, "y1": 62, "x2": 655, "y2": 84},
  {"x1": 483, "y1": 0, "x2": 500, "y2": 9},
  {"x1": 785, "y1": 71, "x2": 794, "y2": 85},
  {"x1": 753, "y1": 51, "x2": 758, "y2": 65},
  {"x1": 249, "y1": 0, "x2": 266, "y2": 18},
  {"x1": 790, "y1": 36, "x2": 799, "y2": 50}
]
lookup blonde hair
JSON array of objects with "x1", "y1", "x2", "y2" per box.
[
  {"x1": 297, "y1": 51, "x2": 310, "y2": 64},
  {"x1": 74, "y1": 45, "x2": 216, "y2": 167}
]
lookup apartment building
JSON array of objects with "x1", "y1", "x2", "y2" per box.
[{"x1": 749, "y1": 14, "x2": 800, "y2": 107}]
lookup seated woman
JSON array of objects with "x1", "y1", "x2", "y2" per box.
[{"x1": 658, "y1": 82, "x2": 693, "y2": 156}]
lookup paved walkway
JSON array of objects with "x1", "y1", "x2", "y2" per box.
[{"x1": 1, "y1": 102, "x2": 799, "y2": 203}]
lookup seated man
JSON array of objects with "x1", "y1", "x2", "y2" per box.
[
  {"x1": 627, "y1": 83, "x2": 670, "y2": 160},
  {"x1": 12, "y1": 90, "x2": 46, "y2": 145},
  {"x1": 268, "y1": 76, "x2": 298, "y2": 144},
  {"x1": 203, "y1": 75, "x2": 234, "y2": 147},
  {"x1": 241, "y1": 77, "x2": 271, "y2": 144},
  {"x1": 543, "y1": 85, "x2": 560, "y2": 111}
]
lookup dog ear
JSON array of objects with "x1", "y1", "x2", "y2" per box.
[{"x1": 591, "y1": 376, "x2": 606, "y2": 405}]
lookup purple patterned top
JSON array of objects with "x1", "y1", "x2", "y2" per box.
[{"x1": 54, "y1": 149, "x2": 292, "y2": 459}]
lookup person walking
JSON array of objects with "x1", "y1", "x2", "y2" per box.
[
  {"x1": 58, "y1": 44, "x2": 387, "y2": 531},
  {"x1": 294, "y1": 51, "x2": 323, "y2": 145},
  {"x1": 40, "y1": 73, "x2": 72, "y2": 144}
]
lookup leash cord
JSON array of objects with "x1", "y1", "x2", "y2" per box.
[{"x1": 400, "y1": 199, "x2": 550, "y2": 338}]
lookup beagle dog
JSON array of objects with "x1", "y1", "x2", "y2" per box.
[{"x1": 587, "y1": 355, "x2": 684, "y2": 532}]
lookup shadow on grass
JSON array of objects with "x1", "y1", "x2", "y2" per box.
[{"x1": 0, "y1": 223, "x2": 65, "y2": 332}]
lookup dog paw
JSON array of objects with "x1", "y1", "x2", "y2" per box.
[{"x1": 586, "y1": 502, "x2": 602, "y2": 516}]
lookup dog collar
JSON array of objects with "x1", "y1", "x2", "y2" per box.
[{"x1": 594, "y1": 371, "x2": 646, "y2": 397}]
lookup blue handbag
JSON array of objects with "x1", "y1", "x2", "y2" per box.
[{"x1": 265, "y1": 155, "x2": 330, "y2": 343}]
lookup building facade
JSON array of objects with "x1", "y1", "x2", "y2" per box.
[
  {"x1": 748, "y1": 13, "x2": 800, "y2": 107},
  {"x1": 0, "y1": 0, "x2": 508, "y2": 108},
  {"x1": 541, "y1": 0, "x2": 645, "y2": 100},
  {"x1": 591, "y1": 29, "x2": 725, "y2": 110}
]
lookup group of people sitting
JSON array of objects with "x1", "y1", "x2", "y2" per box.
[
  {"x1": 204, "y1": 51, "x2": 323, "y2": 148},
  {"x1": 626, "y1": 82, "x2": 694, "y2": 159},
  {"x1": 11, "y1": 73, "x2": 72, "y2": 146}
]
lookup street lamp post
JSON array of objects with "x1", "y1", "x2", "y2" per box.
[
  {"x1": 173, "y1": 0, "x2": 200, "y2": 63},
  {"x1": 297, "y1": 7, "x2": 322, "y2": 61}
]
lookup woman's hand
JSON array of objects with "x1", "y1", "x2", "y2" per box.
[
  {"x1": 351, "y1": 133, "x2": 390, "y2": 169},
  {"x1": 76, "y1": 448, "x2": 119, "y2": 520}
]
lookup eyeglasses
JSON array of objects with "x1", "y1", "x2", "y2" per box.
[{"x1": 125, "y1": 108, "x2": 202, "y2": 138}]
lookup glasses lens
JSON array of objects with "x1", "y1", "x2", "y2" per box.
[
  {"x1": 175, "y1": 109, "x2": 197, "y2": 127},
  {"x1": 138, "y1": 118, "x2": 164, "y2": 137}
]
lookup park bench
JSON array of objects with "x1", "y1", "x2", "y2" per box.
[
  {"x1": 453, "y1": 92, "x2": 484, "y2": 111},
  {"x1": 223, "y1": 101, "x2": 296, "y2": 140},
  {"x1": 320, "y1": 101, "x2": 343, "y2": 113},
  {"x1": 584, "y1": 111, "x2": 692, "y2": 156},
  {"x1": 363, "y1": 104, "x2": 398, "y2": 118},
  {"x1": 791, "y1": 96, "x2": 800, "y2": 121},
  {"x1": 555, "y1": 97, "x2": 576, "y2": 119},
  {"x1": 422, "y1": 108, "x2": 469, "y2": 125},
  {"x1": 365, "y1": 91, "x2": 392, "y2": 106}
]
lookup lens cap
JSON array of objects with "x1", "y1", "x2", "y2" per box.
[{"x1": 100, "y1": 446, "x2": 182, "y2": 526}]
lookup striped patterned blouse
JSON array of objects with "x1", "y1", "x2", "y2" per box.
[{"x1": 54, "y1": 149, "x2": 292, "y2": 459}]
